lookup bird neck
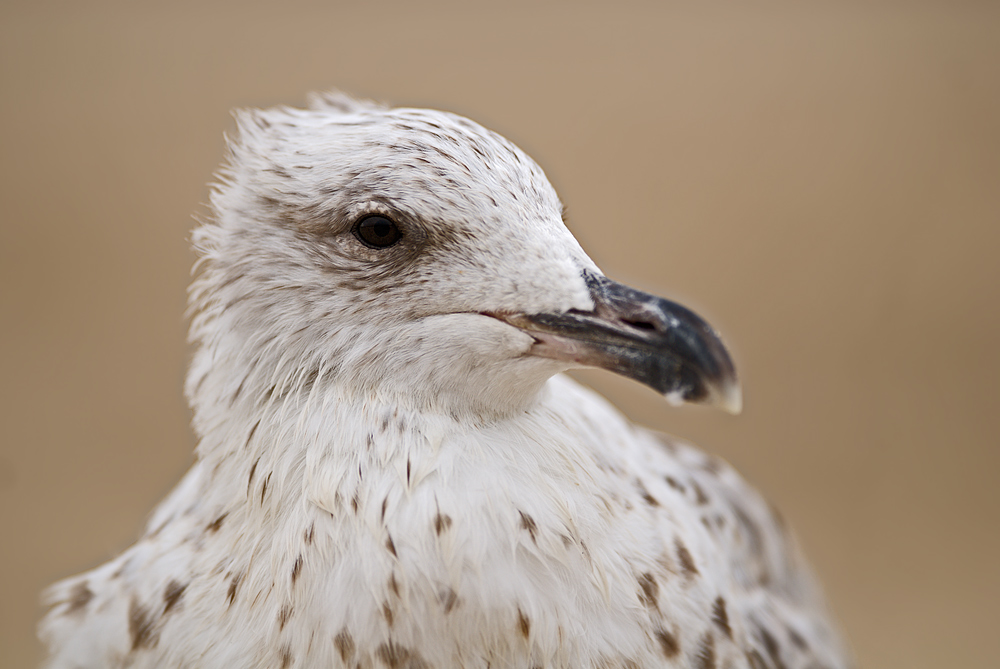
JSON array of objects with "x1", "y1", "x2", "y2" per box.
[{"x1": 183, "y1": 341, "x2": 558, "y2": 511}]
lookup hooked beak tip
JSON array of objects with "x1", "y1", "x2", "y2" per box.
[{"x1": 712, "y1": 378, "x2": 743, "y2": 415}]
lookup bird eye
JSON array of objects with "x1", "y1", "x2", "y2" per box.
[{"x1": 354, "y1": 215, "x2": 402, "y2": 248}]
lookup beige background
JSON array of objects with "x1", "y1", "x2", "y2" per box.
[{"x1": 2, "y1": 1, "x2": 998, "y2": 667}]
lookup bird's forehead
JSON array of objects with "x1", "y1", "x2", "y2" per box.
[
  {"x1": 335, "y1": 107, "x2": 542, "y2": 179},
  {"x1": 278, "y1": 106, "x2": 562, "y2": 224}
]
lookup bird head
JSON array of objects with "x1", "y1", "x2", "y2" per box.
[{"x1": 188, "y1": 92, "x2": 740, "y2": 420}]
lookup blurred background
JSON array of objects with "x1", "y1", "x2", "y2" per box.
[{"x1": 2, "y1": 1, "x2": 998, "y2": 666}]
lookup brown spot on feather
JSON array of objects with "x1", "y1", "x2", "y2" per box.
[
  {"x1": 227, "y1": 572, "x2": 242, "y2": 607},
  {"x1": 260, "y1": 472, "x2": 271, "y2": 505},
  {"x1": 382, "y1": 601, "x2": 394, "y2": 626},
  {"x1": 65, "y1": 582, "x2": 93, "y2": 615},
  {"x1": 518, "y1": 511, "x2": 538, "y2": 543},
  {"x1": 441, "y1": 587, "x2": 458, "y2": 614},
  {"x1": 434, "y1": 513, "x2": 452, "y2": 535},
  {"x1": 654, "y1": 628, "x2": 680, "y2": 657},
  {"x1": 691, "y1": 481, "x2": 710, "y2": 505},
  {"x1": 676, "y1": 539, "x2": 699, "y2": 578},
  {"x1": 637, "y1": 572, "x2": 659, "y2": 609},
  {"x1": 635, "y1": 479, "x2": 660, "y2": 506},
  {"x1": 291, "y1": 554, "x2": 303, "y2": 584},
  {"x1": 759, "y1": 627, "x2": 788, "y2": 669},
  {"x1": 385, "y1": 535, "x2": 397, "y2": 557},
  {"x1": 376, "y1": 641, "x2": 428, "y2": 669},
  {"x1": 206, "y1": 512, "x2": 228, "y2": 533},
  {"x1": 162, "y1": 580, "x2": 186, "y2": 615},
  {"x1": 128, "y1": 597, "x2": 158, "y2": 650},
  {"x1": 695, "y1": 633, "x2": 716, "y2": 669},
  {"x1": 517, "y1": 608, "x2": 531, "y2": 638},
  {"x1": 334, "y1": 629, "x2": 355, "y2": 662},
  {"x1": 712, "y1": 597, "x2": 732, "y2": 638},
  {"x1": 278, "y1": 604, "x2": 293, "y2": 630}
]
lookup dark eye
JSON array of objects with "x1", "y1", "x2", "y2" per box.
[{"x1": 354, "y1": 215, "x2": 402, "y2": 248}]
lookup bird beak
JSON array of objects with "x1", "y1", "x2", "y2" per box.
[{"x1": 494, "y1": 271, "x2": 742, "y2": 414}]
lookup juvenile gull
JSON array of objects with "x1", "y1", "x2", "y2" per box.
[{"x1": 41, "y1": 93, "x2": 852, "y2": 668}]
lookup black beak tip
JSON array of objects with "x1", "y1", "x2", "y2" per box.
[
  {"x1": 686, "y1": 373, "x2": 743, "y2": 415},
  {"x1": 658, "y1": 346, "x2": 742, "y2": 415}
]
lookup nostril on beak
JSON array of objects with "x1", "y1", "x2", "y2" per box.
[{"x1": 621, "y1": 318, "x2": 658, "y2": 332}]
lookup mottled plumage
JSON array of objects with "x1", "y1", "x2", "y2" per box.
[{"x1": 40, "y1": 93, "x2": 852, "y2": 668}]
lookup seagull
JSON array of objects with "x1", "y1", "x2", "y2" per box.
[{"x1": 40, "y1": 92, "x2": 852, "y2": 669}]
